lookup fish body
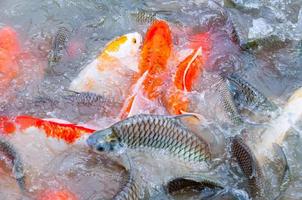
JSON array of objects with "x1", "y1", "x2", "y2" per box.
[
  {"x1": 138, "y1": 20, "x2": 172, "y2": 99},
  {"x1": 113, "y1": 170, "x2": 140, "y2": 200},
  {"x1": 119, "y1": 20, "x2": 172, "y2": 118},
  {"x1": 227, "y1": 74, "x2": 277, "y2": 112},
  {"x1": 48, "y1": 27, "x2": 70, "y2": 65},
  {"x1": 231, "y1": 87, "x2": 302, "y2": 199},
  {"x1": 218, "y1": 77, "x2": 244, "y2": 125},
  {"x1": 69, "y1": 32, "x2": 142, "y2": 100},
  {"x1": 0, "y1": 115, "x2": 94, "y2": 144},
  {"x1": 131, "y1": 10, "x2": 157, "y2": 24},
  {"x1": 0, "y1": 137, "x2": 25, "y2": 191},
  {"x1": 165, "y1": 47, "x2": 204, "y2": 115},
  {"x1": 87, "y1": 114, "x2": 211, "y2": 164}
]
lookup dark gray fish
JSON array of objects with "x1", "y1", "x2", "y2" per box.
[
  {"x1": 226, "y1": 74, "x2": 278, "y2": 113},
  {"x1": 165, "y1": 174, "x2": 248, "y2": 200},
  {"x1": 0, "y1": 137, "x2": 25, "y2": 191},
  {"x1": 131, "y1": 10, "x2": 171, "y2": 24},
  {"x1": 131, "y1": 10, "x2": 157, "y2": 24},
  {"x1": 241, "y1": 35, "x2": 289, "y2": 52},
  {"x1": 87, "y1": 114, "x2": 211, "y2": 163},
  {"x1": 165, "y1": 174, "x2": 223, "y2": 195},
  {"x1": 217, "y1": 77, "x2": 244, "y2": 125},
  {"x1": 48, "y1": 27, "x2": 70, "y2": 73},
  {"x1": 113, "y1": 169, "x2": 141, "y2": 200},
  {"x1": 231, "y1": 135, "x2": 263, "y2": 199},
  {"x1": 62, "y1": 90, "x2": 122, "y2": 107}
]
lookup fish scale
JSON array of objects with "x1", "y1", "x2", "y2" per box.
[
  {"x1": 111, "y1": 115, "x2": 211, "y2": 163},
  {"x1": 113, "y1": 171, "x2": 140, "y2": 200},
  {"x1": 227, "y1": 74, "x2": 277, "y2": 112}
]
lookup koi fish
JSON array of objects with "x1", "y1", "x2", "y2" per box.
[
  {"x1": 118, "y1": 20, "x2": 172, "y2": 118},
  {"x1": 69, "y1": 32, "x2": 142, "y2": 100},
  {"x1": 0, "y1": 115, "x2": 94, "y2": 144},
  {"x1": 0, "y1": 27, "x2": 21, "y2": 93},
  {"x1": 165, "y1": 47, "x2": 204, "y2": 115}
]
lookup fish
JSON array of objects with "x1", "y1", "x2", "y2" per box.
[
  {"x1": 87, "y1": 114, "x2": 211, "y2": 164},
  {"x1": 0, "y1": 115, "x2": 94, "y2": 144},
  {"x1": 165, "y1": 47, "x2": 204, "y2": 115},
  {"x1": 48, "y1": 27, "x2": 70, "y2": 73},
  {"x1": 164, "y1": 173, "x2": 223, "y2": 196},
  {"x1": 62, "y1": 90, "x2": 122, "y2": 107},
  {"x1": 69, "y1": 32, "x2": 142, "y2": 100},
  {"x1": 118, "y1": 20, "x2": 172, "y2": 118},
  {"x1": 138, "y1": 20, "x2": 172, "y2": 99},
  {"x1": 0, "y1": 27, "x2": 21, "y2": 93},
  {"x1": 131, "y1": 10, "x2": 172, "y2": 25},
  {"x1": 226, "y1": 74, "x2": 278, "y2": 113},
  {"x1": 113, "y1": 170, "x2": 140, "y2": 200},
  {"x1": 230, "y1": 87, "x2": 302, "y2": 199},
  {"x1": 217, "y1": 76, "x2": 244, "y2": 125},
  {"x1": 131, "y1": 10, "x2": 157, "y2": 24},
  {"x1": 0, "y1": 137, "x2": 25, "y2": 191}
]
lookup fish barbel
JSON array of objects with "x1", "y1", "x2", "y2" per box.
[
  {"x1": 231, "y1": 87, "x2": 302, "y2": 199},
  {"x1": 69, "y1": 32, "x2": 142, "y2": 99},
  {"x1": 0, "y1": 137, "x2": 25, "y2": 191},
  {"x1": 87, "y1": 114, "x2": 211, "y2": 164}
]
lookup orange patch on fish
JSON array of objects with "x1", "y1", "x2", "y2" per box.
[
  {"x1": 0, "y1": 27, "x2": 20, "y2": 54},
  {"x1": 138, "y1": 20, "x2": 172, "y2": 99},
  {"x1": 165, "y1": 91, "x2": 189, "y2": 115},
  {"x1": 174, "y1": 47, "x2": 203, "y2": 92},
  {"x1": 165, "y1": 47, "x2": 204, "y2": 115},
  {"x1": 188, "y1": 32, "x2": 211, "y2": 62},
  {"x1": 0, "y1": 27, "x2": 21, "y2": 92},
  {"x1": 38, "y1": 188, "x2": 77, "y2": 200},
  {"x1": 0, "y1": 116, "x2": 95, "y2": 143}
]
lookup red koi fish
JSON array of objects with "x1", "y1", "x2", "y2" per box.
[
  {"x1": 165, "y1": 47, "x2": 204, "y2": 115},
  {"x1": 0, "y1": 27, "x2": 21, "y2": 93},
  {"x1": 165, "y1": 31, "x2": 212, "y2": 115},
  {"x1": 119, "y1": 20, "x2": 173, "y2": 118},
  {"x1": 0, "y1": 115, "x2": 95, "y2": 144}
]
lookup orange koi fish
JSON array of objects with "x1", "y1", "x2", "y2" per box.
[
  {"x1": 0, "y1": 27, "x2": 21, "y2": 93},
  {"x1": 69, "y1": 32, "x2": 142, "y2": 100},
  {"x1": 119, "y1": 20, "x2": 173, "y2": 118},
  {"x1": 165, "y1": 47, "x2": 204, "y2": 115},
  {"x1": 164, "y1": 29, "x2": 212, "y2": 115},
  {"x1": 139, "y1": 20, "x2": 172, "y2": 99},
  {"x1": 0, "y1": 115, "x2": 95, "y2": 144}
]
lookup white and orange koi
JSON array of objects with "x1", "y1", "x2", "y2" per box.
[{"x1": 69, "y1": 32, "x2": 142, "y2": 100}]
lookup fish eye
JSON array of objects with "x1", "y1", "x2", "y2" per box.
[
  {"x1": 132, "y1": 38, "x2": 137, "y2": 44},
  {"x1": 96, "y1": 145, "x2": 105, "y2": 152}
]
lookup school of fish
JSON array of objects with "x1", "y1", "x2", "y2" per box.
[{"x1": 0, "y1": 16, "x2": 301, "y2": 200}]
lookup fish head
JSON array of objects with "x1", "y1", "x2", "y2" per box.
[
  {"x1": 87, "y1": 128, "x2": 122, "y2": 153},
  {"x1": 103, "y1": 32, "x2": 142, "y2": 60}
]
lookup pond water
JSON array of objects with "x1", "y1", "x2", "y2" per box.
[{"x1": 0, "y1": 0, "x2": 301, "y2": 199}]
